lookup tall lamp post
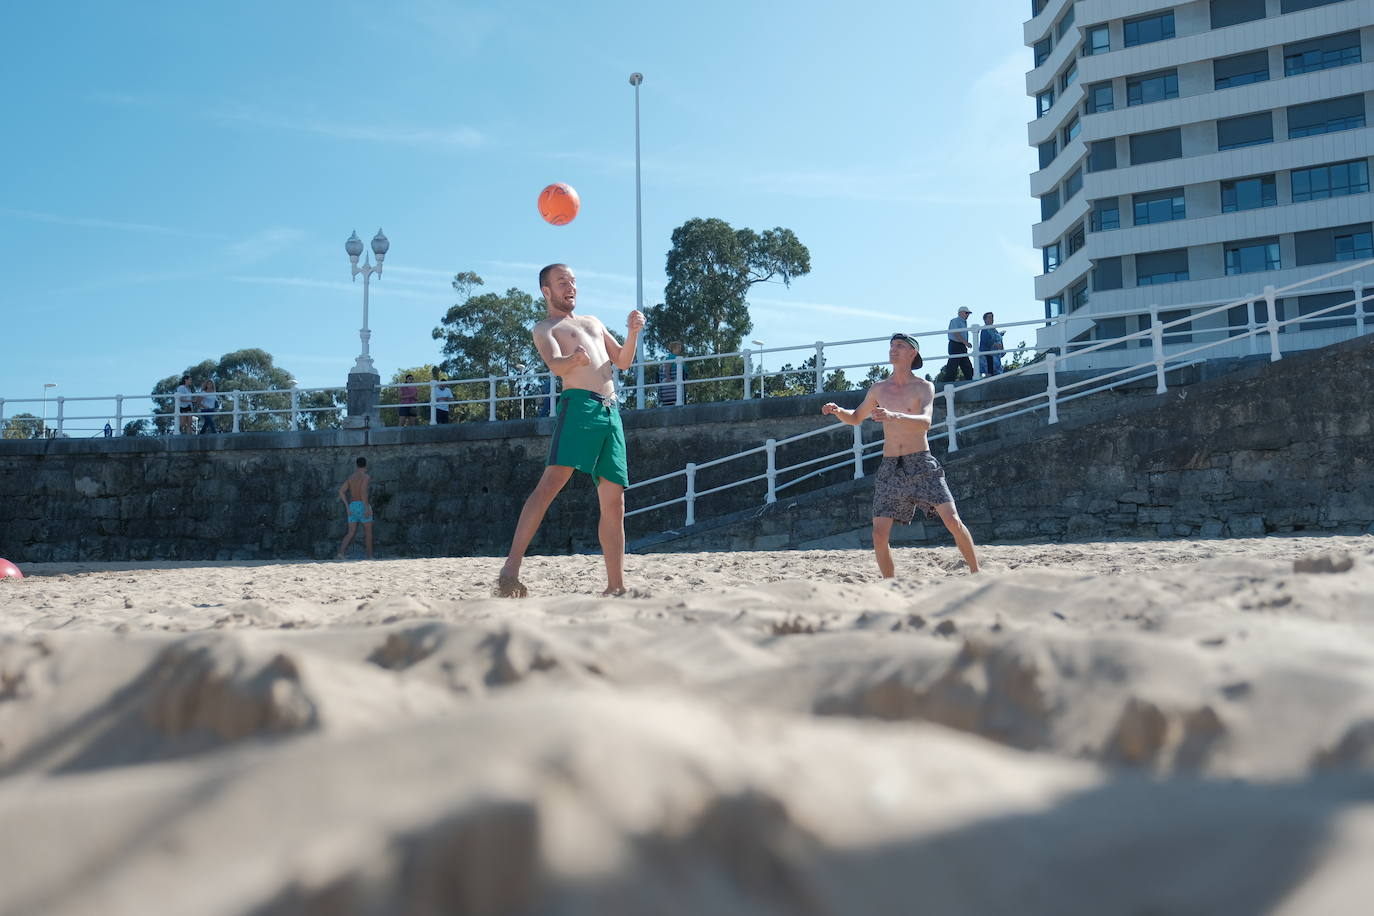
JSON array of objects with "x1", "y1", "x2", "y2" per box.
[
  {"x1": 629, "y1": 72, "x2": 646, "y2": 409},
  {"x1": 344, "y1": 228, "x2": 389, "y2": 426},
  {"x1": 42, "y1": 382, "x2": 56, "y2": 438}
]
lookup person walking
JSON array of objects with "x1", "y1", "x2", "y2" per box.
[
  {"x1": 174, "y1": 375, "x2": 194, "y2": 434},
  {"x1": 433, "y1": 376, "x2": 453, "y2": 424},
  {"x1": 946, "y1": 308, "x2": 975, "y2": 382},
  {"x1": 979, "y1": 312, "x2": 1005, "y2": 377},
  {"x1": 336, "y1": 457, "x2": 374, "y2": 560}
]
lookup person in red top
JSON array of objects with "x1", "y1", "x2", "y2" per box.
[{"x1": 398, "y1": 374, "x2": 419, "y2": 427}]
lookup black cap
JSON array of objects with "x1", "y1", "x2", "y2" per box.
[{"x1": 890, "y1": 334, "x2": 923, "y2": 371}]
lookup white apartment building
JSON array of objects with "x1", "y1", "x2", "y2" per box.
[{"x1": 1024, "y1": 0, "x2": 1374, "y2": 366}]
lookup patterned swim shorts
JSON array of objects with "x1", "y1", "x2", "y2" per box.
[{"x1": 872, "y1": 451, "x2": 954, "y2": 524}]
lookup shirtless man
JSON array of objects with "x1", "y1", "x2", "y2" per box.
[
  {"x1": 336, "y1": 456, "x2": 374, "y2": 560},
  {"x1": 497, "y1": 264, "x2": 645, "y2": 597},
  {"x1": 822, "y1": 334, "x2": 979, "y2": 576}
]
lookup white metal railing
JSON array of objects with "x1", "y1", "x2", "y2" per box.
[
  {"x1": 624, "y1": 260, "x2": 1374, "y2": 530},
  {"x1": 3, "y1": 262, "x2": 1369, "y2": 440}
]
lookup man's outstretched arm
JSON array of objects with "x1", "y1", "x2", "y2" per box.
[{"x1": 821, "y1": 388, "x2": 879, "y2": 426}]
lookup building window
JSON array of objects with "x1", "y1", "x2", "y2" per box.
[
  {"x1": 1124, "y1": 11, "x2": 1174, "y2": 47},
  {"x1": 1038, "y1": 138, "x2": 1059, "y2": 169},
  {"x1": 1336, "y1": 229, "x2": 1374, "y2": 261},
  {"x1": 1129, "y1": 127, "x2": 1182, "y2": 165},
  {"x1": 1210, "y1": 0, "x2": 1266, "y2": 28},
  {"x1": 1093, "y1": 257, "x2": 1123, "y2": 291},
  {"x1": 1035, "y1": 37, "x2": 1053, "y2": 67},
  {"x1": 1214, "y1": 50, "x2": 1270, "y2": 89},
  {"x1": 1133, "y1": 188, "x2": 1186, "y2": 225},
  {"x1": 1033, "y1": 0, "x2": 1047, "y2": 15},
  {"x1": 1063, "y1": 116, "x2": 1081, "y2": 144},
  {"x1": 1288, "y1": 95, "x2": 1366, "y2": 138},
  {"x1": 1222, "y1": 175, "x2": 1277, "y2": 212},
  {"x1": 1281, "y1": 0, "x2": 1347, "y2": 12},
  {"x1": 1044, "y1": 242, "x2": 1062, "y2": 273},
  {"x1": 1037, "y1": 89, "x2": 1056, "y2": 117},
  {"x1": 1284, "y1": 31, "x2": 1361, "y2": 76},
  {"x1": 1291, "y1": 160, "x2": 1370, "y2": 202},
  {"x1": 1064, "y1": 167, "x2": 1084, "y2": 201},
  {"x1": 1091, "y1": 198, "x2": 1121, "y2": 231},
  {"x1": 1217, "y1": 112, "x2": 1274, "y2": 150},
  {"x1": 1127, "y1": 70, "x2": 1179, "y2": 106},
  {"x1": 1071, "y1": 280, "x2": 1089, "y2": 310},
  {"x1": 1057, "y1": 7, "x2": 1076, "y2": 39},
  {"x1": 1225, "y1": 238, "x2": 1281, "y2": 274},
  {"x1": 1136, "y1": 249, "x2": 1190, "y2": 285},
  {"x1": 1045, "y1": 296, "x2": 1064, "y2": 320},
  {"x1": 1295, "y1": 291, "x2": 1355, "y2": 332},
  {"x1": 1083, "y1": 25, "x2": 1109, "y2": 56},
  {"x1": 1295, "y1": 223, "x2": 1374, "y2": 265},
  {"x1": 1041, "y1": 189, "x2": 1061, "y2": 221},
  {"x1": 1066, "y1": 222, "x2": 1086, "y2": 256},
  {"x1": 1085, "y1": 82, "x2": 1114, "y2": 114},
  {"x1": 1088, "y1": 139, "x2": 1117, "y2": 172},
  {"x1": 1061, "y1": 61, "x2": 1079, "y2": 91}
]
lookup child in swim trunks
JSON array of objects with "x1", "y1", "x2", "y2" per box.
[{"x1": 336, "y1": 456, "x2": 374, "y2": 560}]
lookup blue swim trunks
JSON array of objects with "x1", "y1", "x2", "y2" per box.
[{"x1": 347, "y1": 500, "x2": 372, "y2": 524}]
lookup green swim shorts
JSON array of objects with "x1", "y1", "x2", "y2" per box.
[{"x1": 547, "y1": 388, "x2": 629, "y2": 487}]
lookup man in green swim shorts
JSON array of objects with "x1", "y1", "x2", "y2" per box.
[{"x1": 497, "y1": 263, "x2": 645, "y2": 597}]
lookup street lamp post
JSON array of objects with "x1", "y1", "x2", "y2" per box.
[
  {"x1": 630, "y1": 72, "x2": 646, "y2": 410},
  {"x1": 344, "y1": 229, "x2": 389, "y2": 427},
  {"x1": 42, "y1": 382, "x2": 56, "y2": 438}
]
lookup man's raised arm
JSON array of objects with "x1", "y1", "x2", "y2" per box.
[{"x1": 603, "y1": 310, "x2": 646, "y2": 371}]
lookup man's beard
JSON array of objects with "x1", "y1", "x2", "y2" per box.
[{"x1": 551, "y1": 295, "x2": 575, "y2": 313}]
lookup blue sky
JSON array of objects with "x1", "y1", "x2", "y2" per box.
[{"x1": 3, "y1": 0, "x2": 1039, "y2": 421}]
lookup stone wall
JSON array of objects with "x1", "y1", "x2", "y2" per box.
[
  {"x1": 3, "y1": 338, "x2": 1366, "y2": 563},
  {"x1": 636, "y1": 334, "x2": 1374, "y2": 552}
]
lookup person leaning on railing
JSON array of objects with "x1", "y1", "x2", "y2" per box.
[
  {"x1": 198, "y1": 378, "x2": 220, "y2": 434},
  {"x1": 398, "y1": 374, "x2": 419, "y2": 427},
  {"x1": 433, "y1": 377, "x2": 453, "y2": 424}
]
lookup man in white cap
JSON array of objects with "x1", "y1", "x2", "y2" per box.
[{"x1": 946, "y1": 307, "x2": 975, "y2": 382}]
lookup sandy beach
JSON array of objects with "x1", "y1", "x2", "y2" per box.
[{"x1": 2, "y1": 534, "x2": 1373, "y2": 915}]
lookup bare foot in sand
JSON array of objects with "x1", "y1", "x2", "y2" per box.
[
  {"x1": 496, "y1": 574, "x2": 528, "y2": 598},
  {"x1": 601, "y1": 586, "x2": 627, "y2": 597}
]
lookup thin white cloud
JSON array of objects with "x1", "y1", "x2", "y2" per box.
[
  {"x1": 0, "y1": 207, "x2": 217, "y2": 238},
  {"x1": 226, "y1": 228, "x2": 309, "y2": 263},
  {"x1": 749, "y1": 295, "x2": 911, "y2": 323},
  {"x1": 226, "y1": 275, "x2": 450, "y2": 304},
  {"x1": 211, "y1": 103, "x2": 485, "y2": 149}
]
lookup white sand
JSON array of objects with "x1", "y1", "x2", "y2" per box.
[{"x1": 2, "y1": 535, "x2": 1373, "y2": 915}]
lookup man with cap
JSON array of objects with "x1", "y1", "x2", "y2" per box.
[
  {"x1": 821, "y1": 334, "x2": 980, "y2": 577},
  {"x1": 946, "y1": 307, "x2": 975, "y2": 382}
]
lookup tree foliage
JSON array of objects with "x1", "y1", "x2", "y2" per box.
[
  {"x1": 1, "y1": 413, "x2": 44, "y2": 440},
  {"x1": 149, "y1": 349, "x2": 341, "y2": 433},
  {"x1": 431, "y1": 272, "x2": 544, "y2": 382},
  {"x1": 646, "y1": 218, "x2": 811, "y2": 361}
]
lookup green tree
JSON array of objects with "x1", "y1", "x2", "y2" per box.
[
  {"x1": 864, "y1": 365, "x2": 892, "y2": 386},
  {"x1": 1003, "y1": 340, "x2": 1044, "y2": 371},
  {"x1": 1, "y1": 413, "x2": 44, "y2": 439},
  {"x1": 149, "y1": 349, "x2": 341, "y2": 433},
  {"x1": 431, "y1": 272, "x2": 547, "y2": 421},
  {"x1": 647, "y1": 218, "x2": 811, "y2": 361}
]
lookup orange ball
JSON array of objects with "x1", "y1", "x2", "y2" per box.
[{"x1": 537, "y1": 182, "x2": 580, "y2": 226}]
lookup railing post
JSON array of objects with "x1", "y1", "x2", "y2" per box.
[
  {"x1": 685, "y1": 462, "x2": 697, "y2": 527},
  {"x1": 943, "y1": 384, "x2": 958, "y2": 452},
  {"x1": 290, "y1": 384, "x2": 300, "y2": 430},
  {"x1": 56, "y1": 397, "x2": 65, "y2": 435},
  {"x1": 743, "y1": 351, "x2": 753, "y2": 400},
  {"x1": 488, "y1": 376, "x2": 497, "y2": 421},
  {"x1": 674, "y1": 356, "x2": 685, "y2": 406},
  {"x1": 115, "y1": 395, "x2": 124, "y2": 431},
  {"x1": 636, "y1": 356, "x2": 646, "y2": 411},
  {"x1": 1264, "y1": 285, "x2": 1281, "y2": 362},
  {"x1": 0, "y1": 398, "x2": 6, "y2": 428},
  {"x1": 232, "y1": 392, "x2": 242, "y2": 433},
  {"x1": 813, "y1": 341, "x2": 824, "y2": 394},
  {"x1": 429, "y1": 380, "x2": 438, "y2": 423},
  {"x1": 1247, "y1": 298, "x2": 1260, "y2": 355},
  {"x1": 1046, "y1": 353, "x2": 1059, "y2": 425},
  {"x1": 852, "y1": 424, "x2": 865, "y2": 479},
  {"x1": 765, "y1": 438, "x2": 778, "y2": 503},
  {"x1": 1151, "y1": 317, "x2": 1167, "y2": 394},
  {"x1": 1356, "y1": 283, "x2": 1366, "y2": 337}
]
